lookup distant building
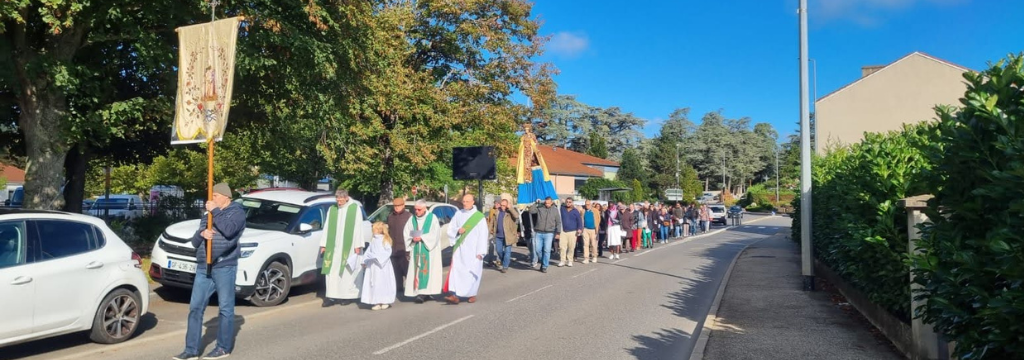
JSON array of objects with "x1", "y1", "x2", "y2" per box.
[
  {"x1": 1, "y1": 163, "x2": 26, "y2": 203},
  {"x1": 512, "y1": 145, "x2": 620, "y2": 199},
  {"x1": 815, "y1": 52, "x2": 970, "y2": 152}
]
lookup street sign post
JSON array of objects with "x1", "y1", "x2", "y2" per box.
[{"x1": 665, "y1": 189, "x2": 683, "y2": 201}]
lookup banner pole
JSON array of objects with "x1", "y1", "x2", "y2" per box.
[{"x1": 206, "y1": 139, "x2": 215, "y2": 276}]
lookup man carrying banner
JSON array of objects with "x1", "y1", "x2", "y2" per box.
[
  {"x1": 320, "y1": 189, "x2": 366, "y2": 307},
  {"x1": 443, "y1": 194, "x2": 489, "y2": 304},
  {"x1": 403, "y1": 200, "x2": 443, "y2": 303}
]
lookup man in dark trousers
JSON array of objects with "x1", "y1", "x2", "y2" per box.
[
  {"x1": 174, "y1": 183, "x2": 245, "y2": 360},
  {"x1": 387, "y1": 197, "x2": 413, "y2": 294}
]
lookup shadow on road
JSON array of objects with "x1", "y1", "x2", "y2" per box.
[
  {"x1": 626, "y1": 237, "x2": 755, "y2": 360},
  {"x1": 0, "y1": 313, "x2": 159, "y2": 360}
]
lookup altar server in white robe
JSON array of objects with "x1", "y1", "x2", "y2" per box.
[
  {"x1": 361, "y1": 222, "x2": 396, "y2": 310},
  {"x1": 443, "y1": 194, "x2": 489, "y2": 304}
]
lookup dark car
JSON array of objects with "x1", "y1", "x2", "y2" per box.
[{"x1": 728, "y1": 205, "x2": 744, "y2": 218}]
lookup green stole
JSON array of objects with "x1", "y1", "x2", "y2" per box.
[
  {"x1": 452, "y1": 210, "x2": 485, "y2": 252},
  {"x1": 411, "y1": 214, "x2": 435, "y2": 290},
  {"x1": 321, "y1": 203, "x2": 359, "y2": 275}
]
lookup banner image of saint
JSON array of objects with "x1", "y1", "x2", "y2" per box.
[{"x1": 172, "y1": 17, "x2": 241, "y2": 144}]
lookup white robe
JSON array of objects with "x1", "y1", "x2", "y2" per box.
[
  {"x1": 445, "y1": 208, "x2": 489, "y2": 297},
  {"x1": 320, "y1": 202, "x2": 365, "y2": 300},
  {"x1": 404, "y1": 214, "x2": 443, "y2": 297},
  {"x1": 361, "y1": 235, "x2": 396, "y2": 305}
]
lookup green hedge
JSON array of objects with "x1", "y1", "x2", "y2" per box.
[
  {"x1": 792, "y1": 122, "x2": 934, "y2": 322},
  {"x1": 911, "y1": 55, "x2": 1024, "y2": 359}
]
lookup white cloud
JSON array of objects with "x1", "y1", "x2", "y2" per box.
[
  {"x1": 547, "y1": 31, "x2": 590, "y2": 58},
  {"x1": 812, "y1": 0, "x2": 967, "y2": 26}
]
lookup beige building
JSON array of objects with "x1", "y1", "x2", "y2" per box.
[{"x1": 815, "y1": 52, "x2": 970, "y2": 152}]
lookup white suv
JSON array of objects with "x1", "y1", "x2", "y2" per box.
[
  {"x1": 86, "y1": 194, "x2": 145, "y2": 220},
  {"x1": 149, "y1": 190, "x2": 372, "y2": 307},
  {"x1": 0, "y1": 210, "x2": 150, "y2": 347}
]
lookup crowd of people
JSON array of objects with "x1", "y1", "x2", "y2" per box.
[{"x1": 172, "y1": 186, "x2": 718, "y2": 360}]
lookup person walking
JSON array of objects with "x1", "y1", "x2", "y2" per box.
[
  {"x1": 581, "y1": 200, "x2": 600, "y2": 264},
  {"x1": 174, "y1": 183, "x2": 245, "y2": 360},
  {"x1": 687, "y1": 204, "x2": 698, "y2": 236},
  {"x1": 361, "y1": 222, "x2": 396, "y2": 310},
  {"x1": 444, "y1": 195, "x2": 489, "y2": 304},
  {"x1": 320, "y1": 190, "x2": 366, "y2": 308},
  {"x1": 597, "y1": 203, "x2": 608, "y2": 259},
  {"x1": 558, "y1": 197, "x2": 582, "y2": 267},
  {"x1": 620, "y1": 204, "x2": 634, "y2": 253},
  {"x1": 386, "y1": 197, "x2": 412, "y2": 294},
  {"x1": 403, "y1": 200, "x2": 442, "y2": 303},
  {"x1": 635, "y1": 204, "x2": 648, "y2": 250},
  {"x1": 672, "y1": 203, "x2": 684, "y2": 238},
  {"x1": 528, "y1": 197, "x2": 561, "y2": 273},
  {"x1": 658, "y1": 208, "x2": 670, "y2": 243},
  {"x1": 487, "y1": 199, "x2": 518, "y2": 273},
  {"x1": 699, "y1": 204, "x2": 711, "y2": 234},
  {"x1": 605, "y1": 204, "x2": 623, "y2": 259}
]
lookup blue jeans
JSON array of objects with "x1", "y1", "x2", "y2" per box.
[
  {"x1": 689, "y1": 220, "x2": 698, "y2": 235},
  {"x1": 674, "y1": 224, "x2": 681, "y2": 237},
  {"x1": 533, "y1": 232, "x2": 554, "y2": 268},
  {"x1": 660, "y1": 226, "x2": 669, "y2": 240},
  {"x1": 185, "y1": 265, "x2": 237, "y2": 354},
  {"x1": 495, "y1": 237, "x2": 512, "y2": 269}
]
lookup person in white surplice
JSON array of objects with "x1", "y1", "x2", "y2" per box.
[
  {"x1": 319, "y1": 189, "x2": 365, "y2": 307},
  {"x1": 404, "y1": 200, "x2": 443, "y2": 303},
  {"x1": 443, "y1": 194, "x2": 489, "y2": 304},
  {"x1": 361, "y1": 222, "x2": 396, "y2": 310}
]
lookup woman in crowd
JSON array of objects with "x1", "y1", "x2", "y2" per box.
[{"x1": 604, "y1": 203, "x2": 623, "y2": 259}]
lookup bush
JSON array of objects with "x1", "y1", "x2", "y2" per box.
[
  {"x1": 792, "y1": 122, "x2": 935, "y2": 322},
  {"x1": 912, "y1": 55, "x2": 1024, "y2": 359}
]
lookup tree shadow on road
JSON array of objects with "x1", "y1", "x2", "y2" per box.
[
  {"x1": 626, "y1": 238, "x2": 754, "y2": 360},
  {"x1": 0, "y1": 313, "x2": 159, "y2": 360}
]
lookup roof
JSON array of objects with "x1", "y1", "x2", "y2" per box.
[
  {"x1": 514, "y1": 145, "x2": 620, "y2": 177},
  {"x1": 1, "y1": 163, "x2": 25, "y2": 184},
  {"x1": 816, "y1": 52, "x2": 972, "y2": 103},
  {"x1": 0, "y1": 209, "x2": 108, "y2": 224}
]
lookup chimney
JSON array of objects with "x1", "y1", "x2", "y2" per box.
[{"x1": 861, "y1": 65, "x2": 884, "y2": 77}]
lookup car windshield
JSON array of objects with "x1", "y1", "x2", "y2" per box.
[
  {"x1": 710, "y1": 206, "x2": 725, "y2": 213},
  {"x1": 238, "y1": 198, "x2": 304, "y2": 232},
  {"x1": 367, "y1": 204, "x2": 415, "y2": 223},
  {"x1": 92, "y1": 198, "x2": 130, "y2": 210},
  {"x1": 10, "y1": 188, "x2": 23, "y2": 204}
]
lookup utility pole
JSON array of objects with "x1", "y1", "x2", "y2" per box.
[
  {"x1": 675, "y1": 143, "x2": 681, "y2": 189},
  {"x1": 775, "y1": 145, "x2": 780, "y2": 205},
  {"x1": 798, "y1": 0, "x2": 815, "y2": 291}
]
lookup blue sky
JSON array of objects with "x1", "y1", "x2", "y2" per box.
[{"x1": 530, "y1": 0, "x2": 1024, "y2": 139}]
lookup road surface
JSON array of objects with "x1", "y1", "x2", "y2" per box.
[{"x1": 4, "y1": 215, "x2": 791, "y2": 360}]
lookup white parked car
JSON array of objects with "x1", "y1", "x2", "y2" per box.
[
  {"x1": 87, "y1": 195, "x2": 145, "y2": 220},
  {"x1": 0, "y1": 209, "x2": 150, "y2": 347},
  {"x1": 149, "y1": 190, "x2": 373, "y2": 307},
  {"x1": 708, "y1": 205, "x2": 728, "y2": 225},
  {"x1": 365, "y1": 201, "x2": 459, "y2": 248}
]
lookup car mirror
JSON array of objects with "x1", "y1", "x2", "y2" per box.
[{"x1": 298, "y1": 223, "x2": 314, "y2": 233}]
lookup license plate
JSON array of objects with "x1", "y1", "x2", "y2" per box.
[{"x1": 167, "y1": 259, "x2": 197, "y2": 274}]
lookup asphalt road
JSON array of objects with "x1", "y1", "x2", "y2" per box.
[{"x1": 4, "y1": 215, "x2": 791, "y2": 360}]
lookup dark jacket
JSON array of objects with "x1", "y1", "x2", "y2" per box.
[
  {"x1": 530, "y1": 203, "x2": 562, "y2": 233},
  {"x1": 192, "y1": 202, "x2": 246, "y2": 269},
  {"x1": 561, "y1": 206, "x2": 582, "y2": 232},
  {"x1": 620, "y1": 210, "x2": 634, "y2": 232},
  {"x1": 387, "y1": 210, "x2": 413, "y2": 255},
  {"x1": 488, "y1": 208, "x2": 519, "y2": 245}
]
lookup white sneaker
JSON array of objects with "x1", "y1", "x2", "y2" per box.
[
  {"x1": 557, "y1": 262, "x2": 565, "y2": 267},
  {"x1": 592, "y1": 258, "x2": 598, "y2": 263},
  {"x1": 371, "y1": 304, "x2": 382, "y2": 311},
  {"x1": 582, "y1": 259, "x2": 589, "y2": 264},
  {"x1": 532, "y1": 263, "x2": 539, "y2": 269},
  {"x1": 568, "y1": 262, "x2": 574, "y2": 267},
  {"x1": 616, "y1": 254, "x2": 621, "y2": 259}
]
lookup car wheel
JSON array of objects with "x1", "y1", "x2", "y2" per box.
[
  {"x1": 250, "y1": 261, "x2": 291, "y2": 307},
  {"x1": 89, "y1": 288, "x2": 142, "y2": 344}
]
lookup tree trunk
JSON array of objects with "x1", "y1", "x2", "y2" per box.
[
  {"x1": 19, "y1": 91, "x2": 69, "y2": 210},
  {"x1": 62, "y1": 143, "x2": 89, "y2": 213},
  {"x1": 377, "y1": 147, "x2": 394, "y2": 206}
]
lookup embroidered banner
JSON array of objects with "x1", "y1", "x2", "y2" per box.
[{"x1": 172, "y1": 17, "x2": 241, "y2": 144}]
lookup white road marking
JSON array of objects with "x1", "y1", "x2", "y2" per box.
[
  {"x1": 572, "y1": 268, "x2": 598, "y2": 278},
  {"x1": 373, "y1": 315, "x2": 475, "y2": 355},
  {"x1": 506, "y1": 284, "x2": 554, "y2": 303},
  {"x1": 757, "y1": 226, "x2": 766, "y2": 229}
]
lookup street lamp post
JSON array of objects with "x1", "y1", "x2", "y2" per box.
[
  {"x1": 798, "y1": 0, "x2": 815, "y2": 291},
  {"x1": 675, "y1": 143, "x2": 681, "y2": 189},
  {"x1": 775, "y1": 145, "x2": 780, "y2": 204}
]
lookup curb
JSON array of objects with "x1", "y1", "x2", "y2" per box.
[{"x1": 688, "y1": 216, "x2": 776, "y2": 360}]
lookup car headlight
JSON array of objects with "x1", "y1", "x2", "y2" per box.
[{"x1": 240, "y1": 242, "x2": 258, "y2": 258}]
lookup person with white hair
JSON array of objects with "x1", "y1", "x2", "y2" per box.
[
  {"x1": 402, "y1": 200, "x2": 443, "y2": 303},
  {"x1": 444, "y1": 194, "x2": 489, "y2": 304}
]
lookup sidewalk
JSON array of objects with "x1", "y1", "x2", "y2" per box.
[{"x1": 700, "y1": 232, "x2": 902, "y2": 360}]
